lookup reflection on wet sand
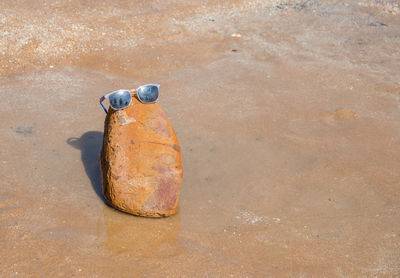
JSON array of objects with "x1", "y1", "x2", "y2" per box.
[{"x1": 102, "y1": 206, "x2": 182, "y2": 257}]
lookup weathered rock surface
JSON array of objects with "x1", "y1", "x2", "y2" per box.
[{"x1": 100, "y1": 97, "x2": 183, "y2": 217}]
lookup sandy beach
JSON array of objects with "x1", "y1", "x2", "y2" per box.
[{"x1": 1, "y1": 0, "x2": 400, "y2": 277}]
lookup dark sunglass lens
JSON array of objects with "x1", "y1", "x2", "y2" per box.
[
  {"x1": 109, "y1": 90, "x2": 131, "y2": 110},
  {"x1": 137, "y1": 85, "x2": 159, "y2": 103}
]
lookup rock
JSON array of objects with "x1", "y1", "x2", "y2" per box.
[{"x1": 100, "y1": 97, "x2": 183, "y2": 217}]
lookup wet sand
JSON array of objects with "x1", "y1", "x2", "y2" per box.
[{"x1": 1, "y1": 0, "x2": 400, "y2": 277}]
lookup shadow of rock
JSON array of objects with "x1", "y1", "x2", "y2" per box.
[{"x1": 67, "y1": 131, "x2": 105, "y2": 202}]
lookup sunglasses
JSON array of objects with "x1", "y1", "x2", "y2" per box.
[{"x1": 100, "y1": 84, "x2": 160, "y2": 114}]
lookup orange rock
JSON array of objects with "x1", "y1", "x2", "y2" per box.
[{"x1": 100, "y1": 97, "x2": 183, "y2": 217}]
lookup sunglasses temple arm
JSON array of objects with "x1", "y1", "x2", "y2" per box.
[{"x1": 99, "y1": 96, "x2": 108, "y2": 114}]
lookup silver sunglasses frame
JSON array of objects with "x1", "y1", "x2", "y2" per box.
[{"x1": 100, "y1": 83, "x2": 160, "y2": 114}]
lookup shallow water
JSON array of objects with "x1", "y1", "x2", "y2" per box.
[{"x1": 1, "y1": 0, "x2": 400, "y2": 277}]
